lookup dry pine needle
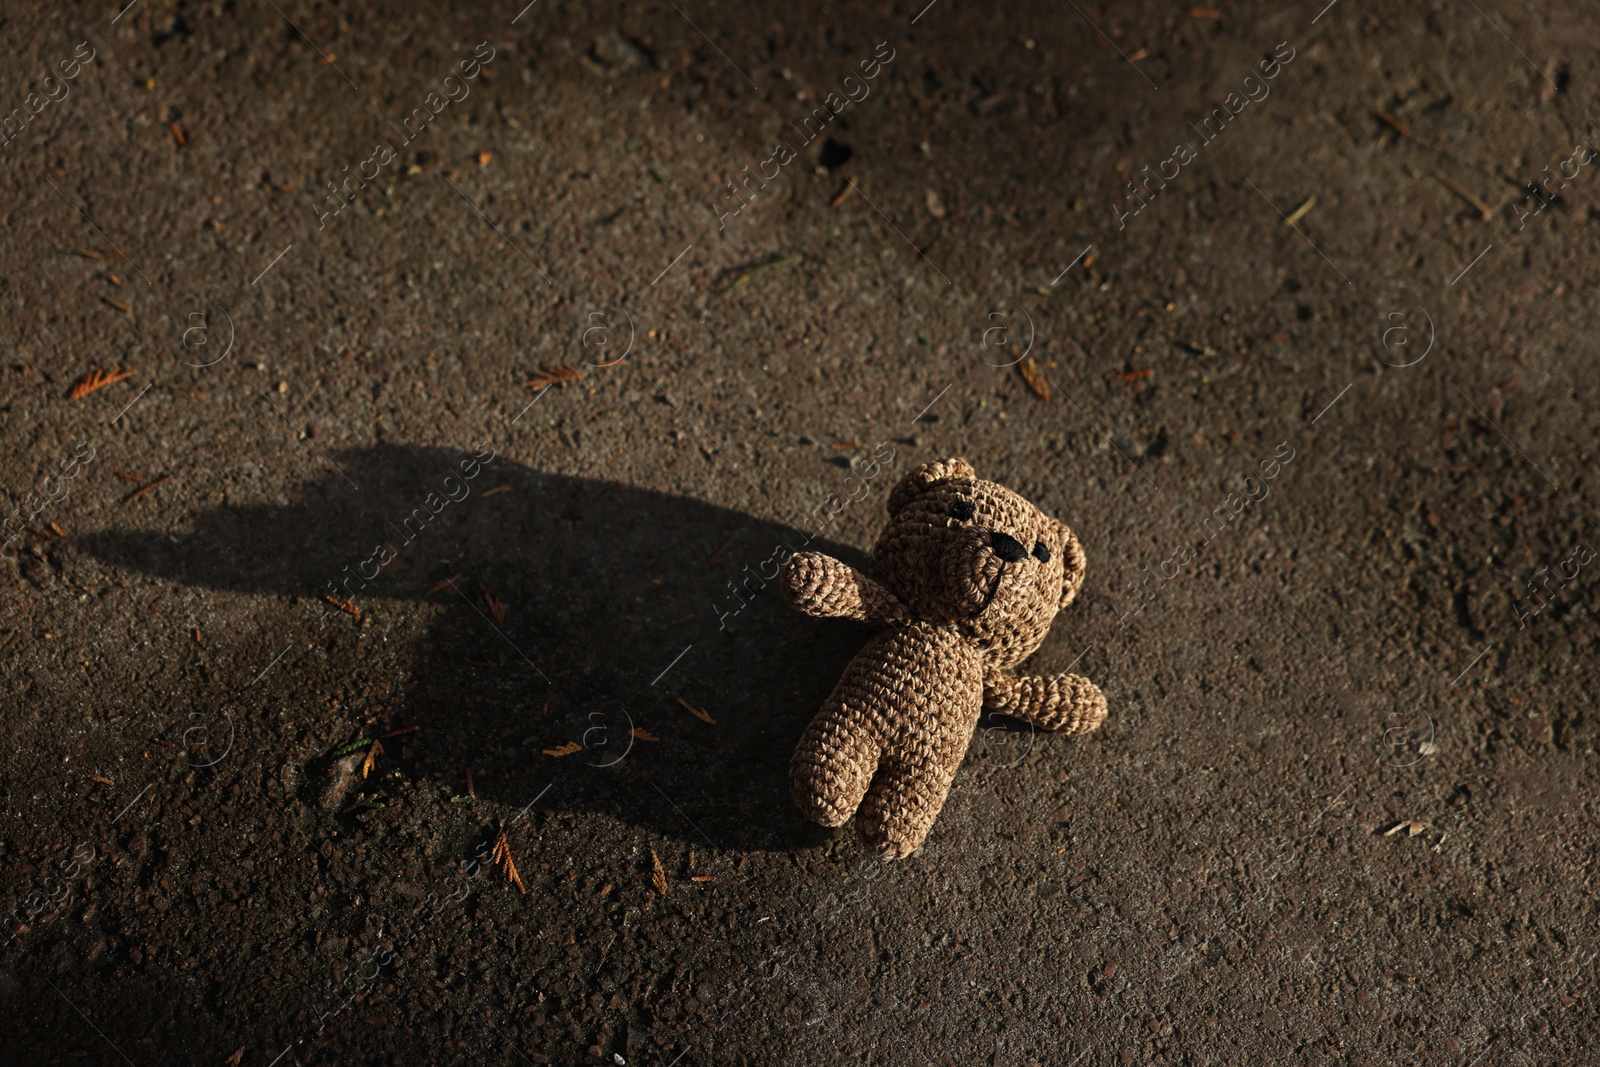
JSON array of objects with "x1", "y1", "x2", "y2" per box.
[
  {"x1": 69, "y1": 368, "x2": 135, "y2": 399},
  {"x1": 491, "y1": 832, "x2": 526, "y2": 893},
  {"x1": 650, "y1": 848, "x2": 668, "y2": 896},
  {"x1": 524, "y1": 366, "x2": 581, "y2": 389}
]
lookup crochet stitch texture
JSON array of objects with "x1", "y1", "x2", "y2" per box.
[{"x1": 781, "y1": 458, "x2": 1106, "y2": 859}]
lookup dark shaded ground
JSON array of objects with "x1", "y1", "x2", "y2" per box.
[{"x1": 2, "y1": 0, "x2": 1598, "y2": 1063}]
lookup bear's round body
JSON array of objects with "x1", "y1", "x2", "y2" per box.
[{"x1": 790, "y1": 623, "x2": 984, "y2": 859}]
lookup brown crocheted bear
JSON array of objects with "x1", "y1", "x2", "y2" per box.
[{"x1": 781, "y1": 457, "x2": 1106, "y2": 859}]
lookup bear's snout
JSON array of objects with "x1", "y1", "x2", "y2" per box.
[{"x1": 989, "y1": 530, "x2": 1028, "y2": 563}]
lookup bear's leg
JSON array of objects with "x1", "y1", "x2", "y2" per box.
[
  {"x1": 790, "y1": 713, "x2": 881, "y2": 827},
  {"x1": 855, "y1": 756, "x2": 962, "y2": 860}
]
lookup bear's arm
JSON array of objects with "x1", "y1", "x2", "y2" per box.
[
  {"x1": 981, "y1": 665, "x2": 1107, "y2": 735},
  {"x1": 780, "y1": 551, "x2": 911, "y2": 628}
]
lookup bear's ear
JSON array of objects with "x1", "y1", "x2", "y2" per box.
[
  {"x1": 888, "y1": 458, "x2": 977, "y2": 515},
  {"x1": 1056, "y1": 518, "x2": 1087, "y2": 609}
]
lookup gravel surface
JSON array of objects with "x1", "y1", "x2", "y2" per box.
[{"x1": 2, "y1": 0, "x2": 1597, "y2": 1064}]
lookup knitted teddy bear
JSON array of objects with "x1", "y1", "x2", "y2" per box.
[{"x1": 780, "y1": 457, "x2": 1106, "y2": 859}]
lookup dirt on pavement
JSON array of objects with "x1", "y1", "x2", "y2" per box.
[{"x1": 1, "y1": 0, "x2": 1597, "y2": 1064}]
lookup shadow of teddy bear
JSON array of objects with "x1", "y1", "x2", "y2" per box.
[{"x1": 83, "y1": 443, "x2": 882, "y2": 853}]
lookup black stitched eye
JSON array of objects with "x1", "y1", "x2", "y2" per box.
[
  {"x1": 1032, "y1": 542, "x2": 1051, "y2": 562},
  {"x1": 949, "y1": 501, "x2": 975, "y2": 521}
]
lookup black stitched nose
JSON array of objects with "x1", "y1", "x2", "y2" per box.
[{"x1": 990, "y1": 531, "x2": 1028, "y2": 562}]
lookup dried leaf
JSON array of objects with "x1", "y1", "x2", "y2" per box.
[
  {"x1": 677, "y1": 697, "x2": 716, "y2": 726},
  {"x1": 361, "y1": 739, "x2": 383, "y2": 779},
  {"x1": 630, "y1": 728, "x2": 661, "y2": 742},
  {"x1": 381, "y1": 725, "x2": 420, "y2": 739},
  {"x1": 476, "y1": 151, "x2": 492, "y2": 166},
  {"x1": 650, "y1": 848, "x2": 668, "y2": 896},
  {"x1": 1017, "y1": 357, "x2": 1050, "y2": 402},
  {"x1": 1114, "y1": 368, "x2": 1154, "y2": 383},
  {"x1": 482, "y1": 485, "x2": 511, "y2": 497},
  {"x1": 1384, "y1": 819, "x2": 1429, "y2": 837},
  {"x1": 523, "y1": 366, "x2": 582, "y2": 389},
  {"x1": 168, "y1": 122, "x2": 187, "y2": 146},
  {"x1": 491, "y1": 832, "x2": 526, "y2": 893},
  {"x1": 90, "y1": 775, "x2": 114, "y2": 786},
  {"x1": 104, "y1": 298, "x2": 132, "y2": 313},
  {"x1": 227, "y1": 1050, "x2": 245, "y2": 1067},
  {"x1": 68, "y1": 367, "x2": 135, "y2": 399},
  {"x1": 542, "y1": 741, "x2": 582, "y2": 757},
  {"x1": 690, "y1": 875, "x2": 715, "y2": 883}
]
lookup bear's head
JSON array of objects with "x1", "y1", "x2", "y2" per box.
[{"x1": 869, "y1": 458, "x2": 1085, "y2": 667}]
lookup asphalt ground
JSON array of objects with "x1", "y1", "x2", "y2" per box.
[{"x1": 1, "y1": 0, "x2": 1598, "y2": 1064}]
